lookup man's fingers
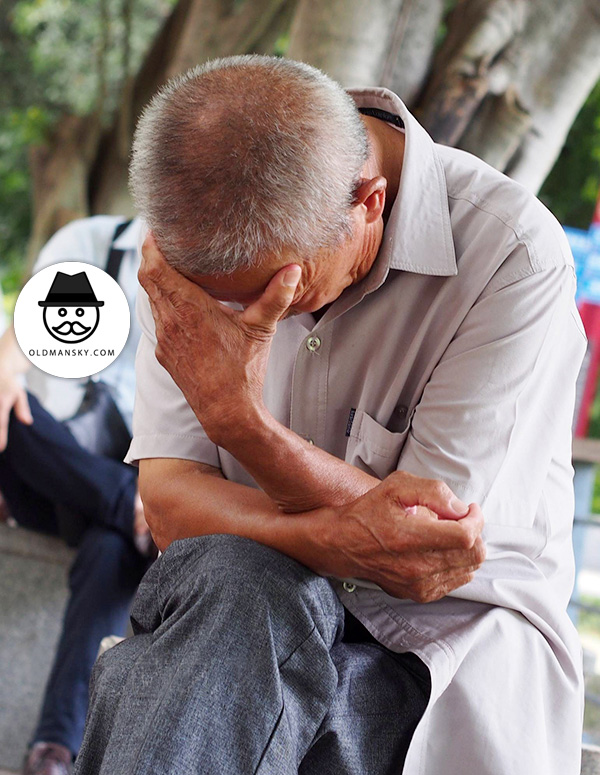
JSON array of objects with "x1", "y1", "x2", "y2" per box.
[
  {"x1": 0, "y1": 390, "x2": 33, "y2": 452},
  {"x1": 379, "y1": 558, "x2": 481, "y2": 602},
  {"x1": 139, "y1": 233, "x2": 176, "y2": 286},
  {"x1": 424, "y1": 534, "x2": 486, "y2": 573},
  {"x1": 241, "y1": 265, "x2": 301, "y2": 334},
  {"x1": 398, "y1": 531, "x2": 485, "y2": 577},
  {"x1": 435, "y1": 506, "x2": 484, "y2": 551},
  {"x1": 385, "y1": 470, "x2": 470, "y2": 519},
  {"x1": 0, "y1": 404, "x2": 8, "y2": 452},
  {"x1": 410, "y1": 567, "x2": 478, "y2": 603},
  {"x1": 138, "y1": 233, "x2": 194, "y2": 304},
  {"x1": 13, "y1": 390, "x2": 33, "y2": 426},
  {"x1": 394, "y1": 503, "x2": 484, "y2": 553}
]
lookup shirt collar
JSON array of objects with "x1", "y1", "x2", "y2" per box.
[
  {"x1": 113, "y1": 217, "x2": 143, "y2": 252},
  {"x1": 348, "y1": 87, "x2": 457, "y2": 278}
]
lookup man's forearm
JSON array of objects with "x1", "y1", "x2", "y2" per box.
[
  {"x1": 209, "y1": 404, "x2": 380, "y2": 512},
  {"x1": 140, "y1": 458, "x2": 485, "y2": 603},
  {"x1": 140, "y1": 458, "x2": 336, "y2": 574}
]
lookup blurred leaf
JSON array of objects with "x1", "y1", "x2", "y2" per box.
[
  {"x1": 540, "y1": 79, "x2": 600, "y2": 229},
  {"x1": 0, "y1": 0, "x2": 175, "y2": 291}
]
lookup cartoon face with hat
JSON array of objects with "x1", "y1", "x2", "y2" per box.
[{"x1": 39, "y1": 270, "x2": 104, "y2": 344}]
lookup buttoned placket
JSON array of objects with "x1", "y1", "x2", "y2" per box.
[
  {"x1": 288, "y1": 250, "x2": 394, "y2": 450},
  {"x1": 289, "y1": 320, "x2": 333, "y2": 449}
]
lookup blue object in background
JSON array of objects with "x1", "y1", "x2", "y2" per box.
[{"x1": 565, "y1": 225, "x2": 600, "y2": 303}]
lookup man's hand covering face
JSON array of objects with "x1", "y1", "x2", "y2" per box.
[{"x1": 138, "y1": 234, "x2": 301, "y2": 441}]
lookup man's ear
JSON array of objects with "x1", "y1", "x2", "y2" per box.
[{"x1": 352, "y1": 176, "x2": 387, "y2": 224}]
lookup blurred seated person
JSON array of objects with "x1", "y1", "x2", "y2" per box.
[{"x1": 0, "y1": 216, "x2": 154, "y2": 775}]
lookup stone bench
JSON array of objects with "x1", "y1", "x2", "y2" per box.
[
  {"x1": 0, "y1": 522, "x2": 73, "y2": 772},
  {"x1": 583, "y1": 744, "x2": 600, "y2": 774}
]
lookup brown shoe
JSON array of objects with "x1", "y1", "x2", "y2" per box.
[{"x1": 23, "y1": 742, "x2": 73, "y2": 775}]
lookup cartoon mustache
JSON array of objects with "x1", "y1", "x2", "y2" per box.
[{"x1": 52, "y1": 320, "x2": 91, "y2": 335}]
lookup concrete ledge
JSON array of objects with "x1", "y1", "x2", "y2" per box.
[
  {"x1": 583, "y1": 744, "x2": 600, "y2": 775},
  {"x1": 0, "y1": 521, "x2": 73, "y2": 565},
  {"x1": 0, "y1": 522, "x2": 73, "y2": 771}
]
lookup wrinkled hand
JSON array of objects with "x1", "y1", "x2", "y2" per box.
[
  {"x1": 0, "y1": 372, "x2": 33, "y2": 451},
  {"x1": 138, "y1": 234, "x2": 301, "y2": 442},
  {"x1": 321, "y1": 471, "x2": 485, "y2": 602}
]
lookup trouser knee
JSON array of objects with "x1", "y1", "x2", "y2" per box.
[
  {"x1": 89, "y1": 633, "x2": 152, "y2": 711},
  {"x1": 134, "y1": 534, "x2": 344, "y2": 649}
]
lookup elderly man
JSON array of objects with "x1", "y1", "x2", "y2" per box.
[{"x1": 75, "y1": 56, "x2": 584, "y2": 775}]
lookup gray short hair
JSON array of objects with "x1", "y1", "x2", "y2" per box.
[{"x1": 130, "y1": 55, "x2": 369, "y2": 275}]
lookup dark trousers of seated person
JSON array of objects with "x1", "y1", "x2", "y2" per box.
[
  {"x1": 0, "y1": 392, "x2": 150, "y2": 757},
  {"x1": 74, "y1": 534, "x2": 431, "y2": 775}
]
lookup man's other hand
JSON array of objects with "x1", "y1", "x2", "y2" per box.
[
  {"x1": 0, "y1": 372, "x2": 33, "y2": 452},
  {"x1": 315, "y1": 470, "x2": 485, "y2": 603}
]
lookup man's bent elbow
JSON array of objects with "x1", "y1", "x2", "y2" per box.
[
  {"x1": 138, "y1": 460, "x2": 178, "y2": 551},
  {"x1": 143, "y1": 501, "x2": 171, "y2": 553}
]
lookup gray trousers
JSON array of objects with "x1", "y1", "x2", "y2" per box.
[{"x1": 74, "y1": 534, "x2": 430, "y2": 775}]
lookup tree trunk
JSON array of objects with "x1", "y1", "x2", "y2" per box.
[
  {"x1": 27, "y1": 113, "x2": 102, "y2": 267},
  {"x1": 27, "y1": 0, "x2": 600, "y2": 255},
  {"x1": 287, "y1": 0, "x2": 404, "y2": 86},
  {"x1": 503, "y1": 0, "x2": 600, "y2": 191},
  {"x1": 30, "y1": 0, "x2": 293, "y2": 253},
  {"x1": 417, "y1": 0, "x2": 600, "y2": 192},
  {"x1": 380, "y1": 0, "x2": 447, "y2": 106},
  {"x1": 287, "y1": 0, "x2": 446, "y2": 105},
  {"x1": 91, "y1": 0, "x2": 291, "y2": 216}
]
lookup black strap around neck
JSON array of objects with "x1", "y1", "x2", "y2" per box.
[
  {"x1": 358, "y1": 107, "x2": 405, "y2": 130},
  {"x1": 106, "y1": 219, "x2": 133, "y2": 280}
]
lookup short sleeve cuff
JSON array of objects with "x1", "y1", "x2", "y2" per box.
[{"x1": 124, "y1": 433, "x2": 221, "y2": 468}]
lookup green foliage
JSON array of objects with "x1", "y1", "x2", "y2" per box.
[
  {"x1": 7, "y1": 0, "x2": 173, "y2": 119},
  {"x1": 539, "y1": 79, "x2": 600, "y2": 230},
  {"x1": 588, "y1": 389, "x2": 600, "y2": 442},
  {"x1": 0, "y1": 105, "x2": 52, "y2": 295},
  {"x1": 0, "y1": 0, "x2": 174, "y2": 294},
  {"x1": 578, "y1": 594, "x2": 600, "y2": 630}
]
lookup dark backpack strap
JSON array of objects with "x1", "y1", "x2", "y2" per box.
[{"x1": 106, "y1": 219, "x2": 133, "y2": 280}]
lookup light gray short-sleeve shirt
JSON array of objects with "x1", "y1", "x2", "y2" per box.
[{"x1": 126, "y1": 88, "x2": 586, "y2": 775}]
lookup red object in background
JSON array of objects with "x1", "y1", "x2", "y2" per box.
[
  {"x1": 575, "y1": 302, "x2": 600, "y2": 437},
  {"x1": 593, "y1": 188, "x2": 600, "y2": 227}
]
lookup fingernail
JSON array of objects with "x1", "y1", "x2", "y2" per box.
[
  {"x1": 451, "y1": 497, "x2": 469, "y2": 516},
  {"x1": 283, "y1": 267, "x2": 302, "y2": 287}
]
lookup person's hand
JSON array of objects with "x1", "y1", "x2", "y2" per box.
[
  {"x1": 138, "y1": 234, "x2": 301, "y2": 444},
  {"x1": 314, "y1": 471, "x2": 485, "y2": 603},
  {"x1": 0, "y1": 371, "x2": 33, "y2": 452}
]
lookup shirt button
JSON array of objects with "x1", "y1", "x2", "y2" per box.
[
  {"x1": 306, "y1": 335, "x2": 321, "y2": 352},
  {"x1": 343, "y1": 582, "x2": 356, "y2": 593}
]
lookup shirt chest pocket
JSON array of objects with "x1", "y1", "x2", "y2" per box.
[{"x1": 345, "y1": 409, "x2": 413, "y2": 480}]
